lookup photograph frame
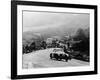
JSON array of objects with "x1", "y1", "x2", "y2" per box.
[{"x1": 11, "y1": 0, "x2": 97, "y2": 79}]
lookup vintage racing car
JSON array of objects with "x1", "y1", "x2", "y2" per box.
[{"x1": 50, "y1": 48, "x2": 71, "y2": 62}]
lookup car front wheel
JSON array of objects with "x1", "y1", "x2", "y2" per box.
[{"x1": 50, "y1": 53, "x2": 53, "y2": 59}]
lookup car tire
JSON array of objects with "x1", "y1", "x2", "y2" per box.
[
  {"x1": 50, "y1": 53, "x2": 53, "y2": 59},
  {"x1": 65, "y1": 59, "x2": 68, "y2": 62}
]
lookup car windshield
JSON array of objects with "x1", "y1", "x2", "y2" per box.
[{"x1": 53, "y1": 48, "x2": 63, "y2": 52}]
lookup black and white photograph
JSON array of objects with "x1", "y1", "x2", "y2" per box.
[
  {"x1": 11, "y1": 1, "x2": 97, "y2": 79},
  {"x1": 22, "y1": 11, "x2": 90, "y2": 69}
]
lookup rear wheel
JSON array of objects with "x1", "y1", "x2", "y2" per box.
[
  {"x1": 65, "y1": 59, "x2": 68, "y2": 62},
  {"x1": 68, "y1": 56, "x2": 72, "y2": 60}
]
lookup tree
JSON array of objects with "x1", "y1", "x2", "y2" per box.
[
  {"x1": 73, "y1": 28, "x2": 89, "y2": 53},
  {"x1": 74, "y1": 28, "x2": 86, "y2": 41}
]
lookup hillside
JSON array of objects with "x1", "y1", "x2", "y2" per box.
[{"x1": 23, "y1": 14, "x2": 89, "y2": 45}]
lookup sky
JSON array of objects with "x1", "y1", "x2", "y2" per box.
[{"x1": 23, "y1": 11, "x2": 89, "y2": 32}]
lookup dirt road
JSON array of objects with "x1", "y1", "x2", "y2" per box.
[{"x1": 22, "y1": 48, "x2": 89, "y2": 69}]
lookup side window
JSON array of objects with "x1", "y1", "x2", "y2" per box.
[{"x1": 60, "y1": 49, "x2": 63, "y2": 52}]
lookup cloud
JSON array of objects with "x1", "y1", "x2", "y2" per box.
[{"x1": 23, "y1": 11, "x2": 89, "y2": 32}]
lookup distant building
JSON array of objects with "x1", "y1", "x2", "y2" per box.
[
  {"x1": 51, "y1": 36, "x2": 61, "y2": 41},
  {"x1": 64, "y1": 35, "x2": 71, "y2": 41},
  {"x1": 46, "y1": 38, "x2": 53, "y2": 44}
]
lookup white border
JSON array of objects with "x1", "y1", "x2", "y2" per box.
[{"x1": 17, "y1": 5, "x2": 95, "y2": 75}]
